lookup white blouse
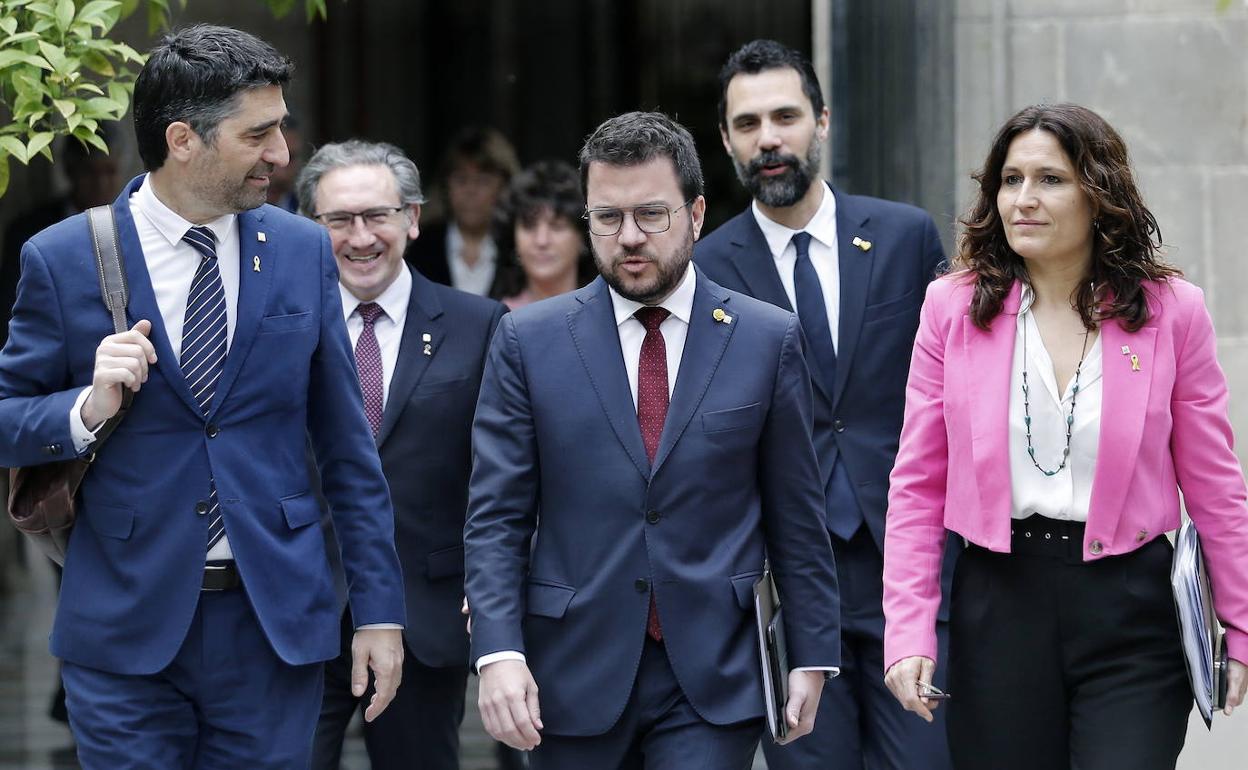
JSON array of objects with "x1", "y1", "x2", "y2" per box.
[{"x1": 1008, "y1": 289, "x2": 1103, "y2": 522}]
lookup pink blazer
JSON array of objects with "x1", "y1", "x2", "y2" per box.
[{"x1": 883, "y1": 273, "x2": 1248, "y2": 670}]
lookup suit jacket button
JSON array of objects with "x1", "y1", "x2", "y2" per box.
[
  {"x1": 634, "y1": 578, "x2": 649, "y2": 593},
  {"x1": 646, "y1": 510, "x2": 661, "y2": 524},
  {"x1": 51, "y1": 443, "x2": 62, "y2": 455},
  {"x1": 206, "y1": 423, "x2": 219, "y2": 438},
  {"x1": 1089, "y1": 540, "x2": 1103, "y2": 555},
  {"x1": 833, "y1": 418, "x2": 846, "y2": 433},
  {"x1": 195, "y1": 501, "x2": 209, "y2": 515}
]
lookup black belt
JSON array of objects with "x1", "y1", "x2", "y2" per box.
[
  {"x1": 202, "y1": 561, "x2": 242, "y2": 591},
  {"x1": 1009, "y1": 514, "x2": 1085, "y2": 563}
]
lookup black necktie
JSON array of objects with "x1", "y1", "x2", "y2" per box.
[{"x1": 792, "y1": 231, "x2": 837, "y2": 392}]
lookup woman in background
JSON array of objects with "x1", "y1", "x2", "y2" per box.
[{"x1": 882, "y1": 103, "x2": 1248, "y2": 769}]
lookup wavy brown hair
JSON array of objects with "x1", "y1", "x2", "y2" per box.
[{"x1": 955, "y1": 103, "x2": 1180, "y2": 331}]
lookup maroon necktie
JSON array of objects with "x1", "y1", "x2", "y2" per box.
[
  {"x1": 354, "y1": 302, "x2": 386, "y2": 437},
  {"x1": 634, "y1": 306, "x2": 670, "y2": 641}
]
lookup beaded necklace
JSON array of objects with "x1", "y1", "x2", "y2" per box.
[{"x1": 1021, "y1": 310, "x2": 1091, "y2": 477}]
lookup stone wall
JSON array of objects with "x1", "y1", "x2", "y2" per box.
[{"x1": 954, "y1": 0, "x2": 1248, "y2": 755}]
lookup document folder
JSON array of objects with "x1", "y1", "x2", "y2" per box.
[
  {"x1": 754, "y1": 567, "x2": 789, "y2": 742},
  {"x1": 1171, "y1": 517, "x2": 1229, "y2": 728}
]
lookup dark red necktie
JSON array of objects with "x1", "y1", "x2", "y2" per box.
[
  {"x1": 634, "y1": 306, "x2": 670, "y2": 641},
  {"x1": 354, "y1": 302, "x2": 386, "y2": 437}
]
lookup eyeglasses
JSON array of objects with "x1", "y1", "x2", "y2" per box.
[
  {"x1": 582, "y1": 200, "x2": 694, "y2": 237},
  {"x1": 313, "y1": 206, "x2": 407, "y2": 231}
]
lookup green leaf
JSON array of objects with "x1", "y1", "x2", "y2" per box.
[
  {"x1": 75, "y1": 0, "x2": 123, "y2": 23},
  {"x1": 26, "y1": 1, "x2": 55, "y2": 19},
  {"x1": 52, "y1": 97, "x2": 75, "y2": 118},
  {"x1": 0, "y1": 135, "x2": 28, "y2": 164},
  {"x1": 266, "y1": 0, "x2": 296, "y2": 18},
  {"x1": 1, "y1": 31, "x2": 44, "y2": 45},
  {"x1": 113, "y1": 41, "x2": 143, "y2": 64},
  {"x1": 306, "y1": 0, "x2": 327, "y2": 21},
  {"x1": 0, "y1": 155, "x2": 9, "y2": 198},
  {"x1": 80, "y1": 49, "x2": 115, "y2": 77},
  {"x1": 0, "y1": 16, "x2": 17, "y2": 36},
  {"x1": 0, "y1": 50, "x2": 28, "y2": 69},
  {"x1": 26, "y1": 131, "x2": 53, "y2": 159},
  {"x1": 17, "y1": 53, "x2": 53, "y2": 70},
  {"x1": 66, "y1": 111, "x2": 82, "y2": 132},
  {"x1": 146, "y1": 0, "x2": 166, "y2": 35},
  {"x1": 74, "y1": 81, "x2": 105, "y2": 96},
  {"x1": 118, "y1": 0, "x2": 140, "y2": 18},
  {"x1": 55, "y1": 0, "x2": 74, "y2": 31},
  {"x1": 37, "y1": 40, "x2": 67, "y2": 71},
  {"x1": 81, "y1": 128, "x2": 109, "y2": 153}
]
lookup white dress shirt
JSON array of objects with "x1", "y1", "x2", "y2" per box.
[
  {"x1": 446, "y1": 223, "x2": 498, "y2": 297},
  {"x1": 70, "y1": 176, "x2": 241, "y2": 560},
  {"x1": 340, "y1": 264, "x2": 412, "y2": 411},
  {"x1": 1008, "y1": 287, "x2": 1103, "y2": 522},
  {"x1": 477, "y1": 264, "x2": 835, "y2": 677},
  {"x1": 751, "y1": 181, "x2": 841, "y2": 349}
]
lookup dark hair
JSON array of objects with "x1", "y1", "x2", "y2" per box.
[
  {"x1": 133, "y1": 24, "x2": 293, "y2": 171},
  {"x1": 440, "y1": 126, "x2": 520, "y2": 182},
  {"x1": 578, "y1": 111, "x2": 704, "y2": 203},
  {"x1": 957, "y1": 103, "x2": 1179, "y2": 332},
  {"x1": 717, "y1": 39, "x2": 824, "y2": 129},
  {"x1": 492, "y1": 160, "x2": 594, "y2": 298}
]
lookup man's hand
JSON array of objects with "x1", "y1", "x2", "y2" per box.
[
  {"x1": 777, "y1": 669, "x2": 825, "y2": 744},
  {"x1": 462, "y1": 596, "x2": 471, "y2": 635},
  {"x1": 1225, "y1": 659, "x2": 1247, "y2": 716},
  {"x1": 479, "y1": 659, "x2": 543, "y2": 750},
  {"x1": 351, "y1": 628, "x2": 404, "y2": 722},
  {"x1": 82, "y1": 320, "x2": 157, "y2": 428},
  {"x1": 884, "y1": 655, "x2": 939, "y2": 723}
]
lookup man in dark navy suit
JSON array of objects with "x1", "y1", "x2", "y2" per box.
[
  {"x1": 298, "y1": 140, "x2": 506, "y2": 770},
  {"x1": 465, "y1": 111, "x2": 841, "y2": 770},
  {"x1": 695, "y1": 39, "x2": 955, "y2": 770},
  {"x1": 0, "y1": 26, "x2": 405, "y2": 769}
]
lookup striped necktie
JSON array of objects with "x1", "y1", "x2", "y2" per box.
[{"x1": 181, "y1": 225, "x2": 228, "y2": 550}]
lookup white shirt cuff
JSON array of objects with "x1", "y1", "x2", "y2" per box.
[
  {"x1": 69, "y1": 386, "x2": 102, "y2": 454},
  {"x1": 793, "y1": 666, "x2": 840, "y2": 679},
  {"x1": 476, "y1": 650, "x2": 526, "y2": 673},
  {"x1": 357, "y1": 623, "x2": 404, "y2": 630}
]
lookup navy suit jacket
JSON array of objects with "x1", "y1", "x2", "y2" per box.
[
  {"x1": 464, "y1": 270, "x2": 840, "y2": 736},
  {"x1": 368, "y1": 267, "x2": 505, "y2": 667},
  {"x1": 695, "y1": 189, "x2": 958, "y2": 616},
  {"x1": 0, "y1": 175, "x2": 405, "y2": 675}
]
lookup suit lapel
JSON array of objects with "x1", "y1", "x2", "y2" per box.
[
  {"x1": 112, "y1": 176, "x2": 202, "y2": 419},
  {"x1": 376, "y1": 268, "x2": 442, "y2": 447},
  {"x1": 567, "y1": 279, "x2": 650, "y2": 480},
  {"x1": 965, "y1": 281, "x2": 1020, "y2": 514},
  {"x1": 1089, "y1": 319, "x2": 1156, "y2": 525},
  {"x1": 208, "y1": 207, "x2": 275, "y2": 416},
  {"x1": 651, "y1": 270, "x2": 736, "y2": 476},
  {"x1": 833, "y1": 191, "x2": 874, "y2": 412}
]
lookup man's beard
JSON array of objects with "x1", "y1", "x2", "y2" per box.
[
  {"x1": 733, "y1": 140, "x2": 821, "y2": 208},
  {"x1": 199, "y1": 159, "x2": 274, "y2": 214},
  {"x1": 595, "y1": 226, "x2": 694, "y2": 305}
]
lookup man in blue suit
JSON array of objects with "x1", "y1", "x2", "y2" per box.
[
  {"x1": 0, "y1": 26, "x2": 405, "y2": 768},
  {"x1": 695, "y1": 40, "x2": 954, "y2": 770},
  {"x1": 298, "y1": 141, "x2": 506, "y2": 770},
  {"x1": 465, "y1": 111, "x2": 841, "y2": 769}
]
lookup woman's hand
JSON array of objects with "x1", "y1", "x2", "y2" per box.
[
  {"x1": 1225, "y1": 659, "x2": 1247, "y2": 715},
  {"x1": 884, "y1": 656, "x2": 940, "y2": 723}
]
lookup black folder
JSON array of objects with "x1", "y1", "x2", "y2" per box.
[{"x1": 754, "y1": 567, "x2": 789, "y2": 742}]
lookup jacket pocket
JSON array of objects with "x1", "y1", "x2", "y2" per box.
[
  {"x1": 427, "y1": 545, "x2": 464, "y2": 580},
  {"x1": 702, "y1": 402, "x2": 762, "y2": 434},
  {"x1": 280, "y1": 492, "x2": 321, "y2": 529},
  {"x1": 730, "y1": 570, "x2": 764, "y2": 609},
  {"x1": 88, "y1": 504, "x2": 134, "y2": 540},
  {"x1": 259, "y1": 310, "x2": 313, "y2": 334},
  {"x1": 863, "y1": 289, "x2": 920, "y2": 325},
  {"x1": 416, "y1": 376, "x2": 472, "y2": 397},
  {"x1": 526, "y1": 579, "x2": 576, "y2": 618}
]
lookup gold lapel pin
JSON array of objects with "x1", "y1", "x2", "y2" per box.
[
  {"x1": 253, "y1": 255, "x2": 261, "y2": 272},
  {"x1": 1130, "y1": 354, "x2": 1141, "y2": 372},
  {"x1": 422, "y1": 332, "x2": 433, "y2": 356},
  {"x1": 257, "y1": 231, "x2": 267, "y2": 242},
  {"x1": 712, "y1": 308, "x2": 732, "y2": 324},
  {"x1": 852, "y1": 236, "x2": 872, "y2": 252}
]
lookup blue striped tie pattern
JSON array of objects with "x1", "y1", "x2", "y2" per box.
[{"x1": 180, "y1": 226, "x2": 228, "y2": 549}]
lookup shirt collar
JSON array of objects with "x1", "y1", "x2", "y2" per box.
[
  {"x1": 1018, "y1": 283, "x2": 1036, "y2": 316},
  {"x1": 447, "y1": 223, "x2": 497, "y2": 268},
  {"x1": 340, "y1": 262, "x2": 412, "y2": 323},
  {"x1": 608, "y1": 262, "x2": 697, "y2": 328},
  {"x1": 751, "y1": 180, "x2": 838, "y2": 260},
  {"x1": 134, "y1": 174, "x2": 235, "y2": 248}
]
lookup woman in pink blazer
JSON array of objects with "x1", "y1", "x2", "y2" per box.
[{"x1": 882, "y1": 104, "x2": 1248, "y2": 770}]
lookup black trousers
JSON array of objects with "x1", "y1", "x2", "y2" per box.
[
  {"x1": 948, "y1": 517, "x2": 1192, "y2": 770},
  {"x1": 312, "y1": 612, "x2": 468, "y2": 770}
]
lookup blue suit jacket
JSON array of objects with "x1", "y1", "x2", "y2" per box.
[
  {"x1": 0, "y1": 175, "x2": 405, "y2": 675},
  {"x1": 356, "y1": 267, "x2": 504, "y2": 667},
  {"x1": 464, "y1": 270, "x2": 840, "y2": 736}
]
